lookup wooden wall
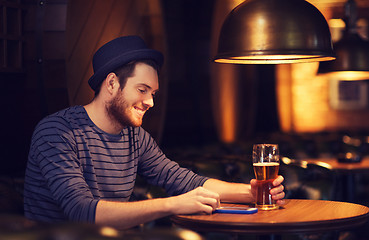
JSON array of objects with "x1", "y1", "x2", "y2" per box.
[
  {"x1": 277, "y1": 63, "x2": 369, "y2": 133},
  {"x1": 65, "y1": 0, "x2": 167, "y2": 143},
  {"x1": 0, "y1": 0, "x2": 167, "y2": 175}
]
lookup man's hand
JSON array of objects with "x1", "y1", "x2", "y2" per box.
[
  {"x1": 96, "y1": 187, "x2": 220, "y2": 229},
  {"x1": 250, "y1": 175, "x2": 285, "y2": 205},
  {"x1": 167, "y1": 187, "x2": 220, "y2": 215}
]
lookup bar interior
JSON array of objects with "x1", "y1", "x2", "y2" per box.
[{"x1": 1, "y1": 0, "x2": 369, "y2": 239}]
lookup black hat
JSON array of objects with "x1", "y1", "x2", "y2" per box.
[{"x1": 88, "y1": 36, "x2": 164, "y2": 91}]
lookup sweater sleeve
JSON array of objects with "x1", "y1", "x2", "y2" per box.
[
  {"x1": 25, "y1": 116, "x2": 98, "y2": 223},
  {"x1": 136, "y1": 128, "x2": 209, "y2": 196}
]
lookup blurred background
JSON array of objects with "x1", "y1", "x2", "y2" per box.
[{"x1": 1, "y1": 0, "x2": 369, "y2": 239}]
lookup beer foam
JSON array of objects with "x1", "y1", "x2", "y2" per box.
[{"x1": 253, "y1": 162, "x2": 279, "y2": 166}]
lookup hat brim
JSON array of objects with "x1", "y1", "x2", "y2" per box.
[{"x1": 88, "y1": 49, "x2": 163, "y2": 91}]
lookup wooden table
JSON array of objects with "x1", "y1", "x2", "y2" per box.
[
  {"x1": 302, "y1": 157, "x2": 369, "y2": 202},
  {"x1": 171, "y1": 199, "x2": 369, "y2": 238}
]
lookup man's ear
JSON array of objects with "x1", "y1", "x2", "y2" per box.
[{"x1": 104, "y1": 73, "x2": 119, "y2": 94}]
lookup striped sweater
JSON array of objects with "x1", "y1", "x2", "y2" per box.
[{"x1": 24, "y1": 106, "x2": 208, "y2": 223}]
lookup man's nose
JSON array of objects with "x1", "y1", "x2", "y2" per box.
[{"x1": 143, "y1": 96, "x2": 154, "y2": 108}]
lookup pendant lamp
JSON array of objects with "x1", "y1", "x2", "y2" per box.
[
  {"x1": 214, "y1": 0, "x2": 335, "y2": 64},
  {"x1": 318, "y1": 0, "x2": 369, "y2": 80}
]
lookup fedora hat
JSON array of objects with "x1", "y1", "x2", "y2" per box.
[{"x1": 88, "y1": 36, "x2": 164, "y2": 91}]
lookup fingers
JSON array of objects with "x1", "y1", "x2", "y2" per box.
[
  {"x1": 193, "y1": 187, "x2": 220, "y2": 213},
  {"x1": 271, "y1": 188, "x2": 285, "y2": 200},
  {"x1": 171, "y1": 187, "x2": 221, "y2": 215},
  {"x1": 276, "y1": 199, "x2": 286, "y2": 206},
  {"x1": 270, "y1": 183, "x2": 284, "y2": 195},
  {"x1": 197, "y1": 197, "x2": 218, "y2": 214},
  {"x1": 270, "y1": 176, "x2": 285, "y2": 201},
  {"x1": 250, "y1": 179, "x2": 257, "y2": 186},
  {"x1": 273, "y1": 175, "x2": 284, "y2": 186},
  {"x1": 250, "y1": 179, "x2": 257, "y2": 199},
  {"x1": 198, "y1": 195, "x2": 219, "y2": 210},
  {"x1": 251, "y1": 176, "x2": 283, "y2": 187}
]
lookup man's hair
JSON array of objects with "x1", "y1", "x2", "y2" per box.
[{"x1": 94, "y1": 59, "x2": 159, "y2": 97}]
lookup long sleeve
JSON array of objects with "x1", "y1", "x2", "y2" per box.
[
  {"x1": 24, "y1": 114, "x2": 98, "y2": 223},
  {"x1": 136, "y1": 127, "x2": 208, "y2": 196}
]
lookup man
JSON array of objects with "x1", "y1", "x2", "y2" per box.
[{"x1": 24, "y1": 36, "x2": 285, "y2": 230}]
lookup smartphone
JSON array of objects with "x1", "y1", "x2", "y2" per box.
[{"x1": 213, "y1": 206, "x2": 258, "y2": 214}]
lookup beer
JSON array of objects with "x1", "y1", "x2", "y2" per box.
[
  {"x1": 253, "y1": 162, "x2": 279, "y2": 180},
  {"x1": 253, "y1": 162, "x2": 279, "y2": 210}
]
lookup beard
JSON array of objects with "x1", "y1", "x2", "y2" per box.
[{"x1": 106, "y1": 91, "x2": 143, "y2": 128}]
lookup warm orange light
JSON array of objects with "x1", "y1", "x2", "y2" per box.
[
  {"x1": 322, "y1": 71, "x2": 369, "y2": 81},
  {"x1": 277, "y1": 62, "x2": 369, "y2": 133},
  {"x1": 178, "y1": 230, "x2": 203, "y2": 240},
  {"x1": 276, "y1": 62, "x2": 330, "y2": 132},
  {"x1": 99, "y1": 226, "x2": 119, "y2": 237},
  {"x1": 215, "y1": 55, "x2": 335, "y2": 64},
  {"x1": 276, "y1": 64, "x2": 292, "y2": 132},
  {"x1": 218, "y1": 65, "x2": 238, "y2": 143},
  {"x1": 210, "y1": 0, "x2": 245, "y2": 144},
  {"x1": 328, "y1": 19, "x2": 345, "y2": 29}
]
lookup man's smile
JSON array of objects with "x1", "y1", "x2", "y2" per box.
[{"x1": 133, "y1": 106, "x2": 147, "y2": 117}]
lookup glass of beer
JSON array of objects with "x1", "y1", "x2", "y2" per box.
[{"x1": 252, "y1": 144, "x2": 279, "y2": 210}]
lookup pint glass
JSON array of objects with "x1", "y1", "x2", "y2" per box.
[{"x1": 252, "y1": 144, "x2": 279, "y2": 210}]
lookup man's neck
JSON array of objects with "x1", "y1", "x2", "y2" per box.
[{"x1": 84, "y1": 101, "x2": 123, "y2": 135}]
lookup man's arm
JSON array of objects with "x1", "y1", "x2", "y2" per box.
[
  {"x1": 95, "y1": 186, "x2": 220, "y2": 230},
  {"x1": 203, "y1": 176, "x2": 285, "y2": 205},
  {"x1": 203, "y1": 179, "x2": 254, "y2": 203},
  {"x1": 95, "y1": 176, "x2": 285, "y2": 229}
]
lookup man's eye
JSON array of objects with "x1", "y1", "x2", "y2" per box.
[{"x1": 138, "y1": 89, "x2": 147, "y2": 94}]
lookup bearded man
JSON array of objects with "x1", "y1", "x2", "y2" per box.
[{"x1": 24, "y1": 36, "x2": 285, "y2": 230}]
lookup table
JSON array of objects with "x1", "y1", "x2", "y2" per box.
[
  {"x1": 171, "y1": 199, "x2": 369, "y2": 239},
  {"x1": 302, "y1": 157, "x2": 369, "y2": 202}
]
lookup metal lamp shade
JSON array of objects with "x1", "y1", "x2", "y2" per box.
[
  {"x1": 214, "y1": 0, "x2": 336, "y2": 64},
  {"x1": 319, "y1": 32, "x2": 369, "y2": 80}
]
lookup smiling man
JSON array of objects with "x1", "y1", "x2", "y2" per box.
[
  {"x1": 23, "y1": 36, "x2": 285, "y2": 230},
  {"x1": 87, "y1": 61, "x2": 159, "y2": 133}
]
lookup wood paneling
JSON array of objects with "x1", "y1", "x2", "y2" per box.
[
  {"x1": 66, "y1": 0, "x2": 167, "y2": 142},
  {"x1": 277, "y1": 62, "x2": 369, "y2": 133}
]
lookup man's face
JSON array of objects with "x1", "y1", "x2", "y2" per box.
[{"x1": 106, "y1": 63, "x2": 159, "y2": 128}]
